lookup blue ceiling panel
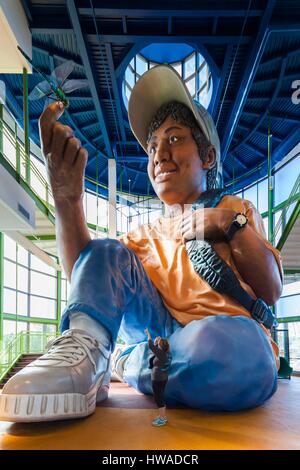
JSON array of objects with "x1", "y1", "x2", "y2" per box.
[
  {"x1": 1, "y1": 0, "x2": 299, "y2": 196},
  {"x1": 140, "y1": 43, "x2": 194, "y2": 62}
]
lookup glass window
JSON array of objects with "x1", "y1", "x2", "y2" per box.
[
  {"x1": 17, "y1": 292, "x2": 28, "y2": 316},
  {"x1": 184, "y1": 53, "x2": 195, "y2": 78},
  {"x1": 30, "y1": 271, "x2": 56, "y2": 298},
  {"x1": 125, "y1": 84, "x2": 131, "y2": 101},
  {"x1": 30, "y1": 254, "x2": 55, "y2": 276},
  {"x1": 86, "y1": 191, "x2": 98, "y2": 226},
  {"x1": 172, "y1": 62, "x2": 182, "y2": 75},
  {"x1": 61, "y1": 278, "x2": 67, "y2": 302},
  {"x1": 136, "y1": 55, "x2": 148, "y2": 77},
  {"x1": 17, "y1": 245, "x2": 28, "y2": 266},
  {"x1": 277, "y1": 295, "x2": 300, "y2": 318},
  {"x1": 200, "y1": 63, "x2": 208, "y2": 87},
  {"x1": 282, "y1": 280, "x2": 300, "y2": 297},
  {"x1": 17, "y1": 321, "x2": 28, "y2": 334},
  {"x1": 125, "y1": 67, "x2": 135, "y2": 88},
  {"x1": 3, "y1": 259, "x2": 16, "y2": 289},
  {"x1": 198, "y1": 53, "x2": 204, "y2": 68},
  {"x1": 2, "y1": 320, "x2": 17, "y2": 347},
  {"x1": 286, "y1": 201, "x2": 296, "y2": 224},
  {"x1": 32, "y1": 155, "x2": 48, "y2": 182},
  {"x1": 3, "y1": 133, "x2": 16, "y2": 168},
  {"x1": 243, "y1": 184, "x2": 258, "y2": 208},
  {"x1": 287, "y1": 322, "x2": 300, "y2": 371},
  {"x1": 3, "y1": 288, "x2": 16, "y2": 314},
  {"x1": 186, "y1": 77, "x2": 196, "y2": 98},
  {"x1": 274, "y1": 154, "x2": 300, "y2": 205},
  {"x1": 30, "y1": 295, "x2": 56, "y2": 319},
  {"x1": 257, "y1": 178, "x2": 268, "y2": 213},
  {"x1": 98, "y1": 197, "x2": 108, "y2": 230},
  {"x1": 30, "y1": 167, "x2": 46, "y2": 202},
  {"x1": 29, "y1": 322, "x2": 43, "y2": 333},
  {"x1": 17, "y1": 265, "x2": 29, "y2": 292},
  {"x1": 123, "y1": 48, "x2": 212, "y2": 113},
  {"x1": 4, "y1": 235, "x2": 16, "y2": 261}
]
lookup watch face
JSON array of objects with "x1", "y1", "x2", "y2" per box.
[{"x1": 236, "y1": 213, "x2": 247, "y2": 226}]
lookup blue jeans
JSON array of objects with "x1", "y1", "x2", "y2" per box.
[{"x1": 61, "y1": 239, "x2": 278, "y2": 411}]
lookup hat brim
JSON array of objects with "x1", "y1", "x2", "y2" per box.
[{"x1": 128, "y1": 65, "x2": 211, "y2": 153}]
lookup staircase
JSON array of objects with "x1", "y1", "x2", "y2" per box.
[
  {"x1": 280, "y1": 208, "x2": 300, "y2": 271},
  {"x1": 0, "y1": 354, "x2": 41, "y2": 389}
]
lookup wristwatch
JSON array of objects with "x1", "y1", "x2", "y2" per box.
[{"x1": 224, "y1": 212, "x2": 248, "y2": 242}]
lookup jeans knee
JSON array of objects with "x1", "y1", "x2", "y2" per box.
[{"x1": 76, "y1": 238, "x2": 131, "y2": 270}]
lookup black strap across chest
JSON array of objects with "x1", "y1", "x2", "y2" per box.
[{"x1": 185, "y1": 189, "x2": 277, "y2": 329}]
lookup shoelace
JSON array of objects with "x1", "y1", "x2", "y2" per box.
[{"x1": 39, "y1": 330, "x2": 99, "y2": 373}]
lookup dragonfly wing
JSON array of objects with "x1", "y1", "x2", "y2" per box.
[
  {"x1": 62, "y1": 79, "x2": 89, "y2": 94},
  {"x1": 52, "y1": 60, "x2": 75, "y2": 87},
  {"x1": 28, "y1": 80, "x2": 52, "y2": 101}
]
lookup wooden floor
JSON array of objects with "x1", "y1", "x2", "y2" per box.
[{"x1": 1, "y1": 379, "x2": 300, "y2": 450}]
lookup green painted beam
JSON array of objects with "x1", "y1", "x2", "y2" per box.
[
  {"x1": 23, "y1": 67, "x2": 30, "y2": 184},
  {"x1": 261, "y1": 191, "x2": 300, "y2": 219},
  {"x1": 284, "y1": 269, "x2": 300, "y2": 275},
  {"x1": 27, "y1": 235, "x2": 56, "y2": 241},
  {"x1": 0, "y1": 233, "x2": 4, "y2": 343},
  {"x1": 2, "y1": 314, "x2": 58, "y2": 325},
  {"x1": 277, "y1": 198, "x2": 300, "y2": 251},
  {"x1": 56, "y1": 270, "x2": 61, "y2": 334},
  {"x1": 277, "y1": 316, "x2": 300, "y2": 323}
]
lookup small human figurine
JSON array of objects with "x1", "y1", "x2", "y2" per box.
[{"x1": 145, "y1": 328, "x2": 172, "y2": 426}]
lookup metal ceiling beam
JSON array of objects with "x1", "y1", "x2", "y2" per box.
[
  {"x1": 71, "y1": 108, "x2": 96, "y2": 116},
  {"x1": 238, "y1": 123, "x2": 283, "y2": 144},
  {"x1": 104, "y1": 43, "x2": 126, "y2": 141},
  {"x1": 87, "y1": 34, "x2": 251, "y2": 45},
  {"x1": 211, "y1": 45, "x2": 233, "y2": 121},
  {"x1": 254, "y1": 71, "x2": 300, "y2": 85},
  {"x1": 242, "y1": 141, "x2": 265, "y2": 159},
  {"x1": 271, "y1": 127, "x2": 300, "y2": 167},
  {"x1": 32, "y1": 45, "x2": 84, "y2": 70},
  {"x1": 230, "y1": 56, "x2": 288, "y2": 155},
  {"x1": 77, "y1": 8, "x2": 264, "y2": 18},
  {"x1": 81, "y1": 121, "x2": 99, "y2": 132},
  {"x1": 66, "y1": 0, "x2": 112, "y2": 157},
  {"x1": 116, "y1": 157, "x2": 148, "y2": 162},
  {"x1": 221, "y1": 0, "x2": 276, "y2": 161},
  {"x1": 267, "y1": 113, "x2": 300, "y2": 124}
]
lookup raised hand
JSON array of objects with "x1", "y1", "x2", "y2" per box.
[{"x1": 39, "y1": 101, "x2": 88, "y2": 205}]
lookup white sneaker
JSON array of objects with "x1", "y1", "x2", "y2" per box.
[{"x1": 0, "y1": 329, "x2": 111, "y2": 422}]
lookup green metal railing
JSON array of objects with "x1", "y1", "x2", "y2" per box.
[
  {"x1": 272, "y1": 172, "x2": 300, "y2": 247},
  {"x1": 0, "y1": 109, "x2": 55, "y2": 216},
  {"x1": 0, "y1": 331, "x2": 57, "y2": 383}
]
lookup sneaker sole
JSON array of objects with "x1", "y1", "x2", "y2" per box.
[{"x1": 0, "y1": 378, "x2": 108, "y2": 423}]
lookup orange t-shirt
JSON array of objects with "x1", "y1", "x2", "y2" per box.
[{"x1": 119, "y1": 195, "x2": 282, "y2": 367}]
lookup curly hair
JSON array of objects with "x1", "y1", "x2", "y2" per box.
[{"x1": 147, "y1": 101, "x2": 217, "y2": 190}]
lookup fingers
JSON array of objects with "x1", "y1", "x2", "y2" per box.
[
  {"x1": 63, "y1": 136, "x2": 81, "y2": 165},
  {"x1": 39, "y1": 101, "x2": 65, "y2": 155},
  {"x1": 181, "y1": 210, "x2": 204, "y2": 241},
  {"x1": 74, "y1": 146, "x2": 88, "y2": 171},
  {"x1": 51, "y1": 123, "x2": 74, "y2": 165}
]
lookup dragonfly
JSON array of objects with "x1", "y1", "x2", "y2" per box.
[{"x1": 17, "y1": 45, "x2": 88, "y2": 108}]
